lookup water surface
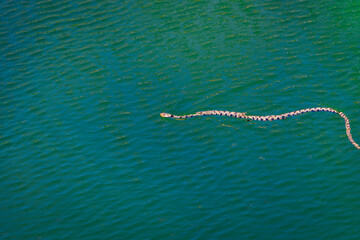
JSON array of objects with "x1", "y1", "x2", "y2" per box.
[{"x1": 1, "y1": 0, "x2": 360, "y2": 239}]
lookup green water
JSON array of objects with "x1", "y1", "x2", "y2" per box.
[{"x1": 1, "y1": 0, "x2": 360, "y2": 239}]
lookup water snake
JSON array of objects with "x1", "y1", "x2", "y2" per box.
[{"x1": 160, "y1": 107, "x2": 360, "y2": 149}]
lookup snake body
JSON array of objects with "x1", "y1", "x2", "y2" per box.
[{"x1": 160, "y1": 107, "x2": 360, "y2": 149}]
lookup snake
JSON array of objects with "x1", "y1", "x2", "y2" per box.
[{"x1": 160, "y1": 107, "x2": 360, "y2": 149}]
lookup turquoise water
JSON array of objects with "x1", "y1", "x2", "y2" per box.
[{"x1": 1, "y1": 0, "x2": 360, "y2": 239}]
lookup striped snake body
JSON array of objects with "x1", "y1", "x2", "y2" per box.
[{"x1": 160, "y1": 107, "x2": 360, "y2": 149}]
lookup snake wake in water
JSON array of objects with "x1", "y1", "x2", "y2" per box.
[{"x1": 160, "y1": 107, "x2": 360, "y2": 149}]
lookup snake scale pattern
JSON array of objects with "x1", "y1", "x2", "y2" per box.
[{"x1": 160, "y1": 107, "x2": 360, "y2": 149}]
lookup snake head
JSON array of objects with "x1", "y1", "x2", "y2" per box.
[{"x1": 160, "y1": 113, "x2": 172, "y2": 118}]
